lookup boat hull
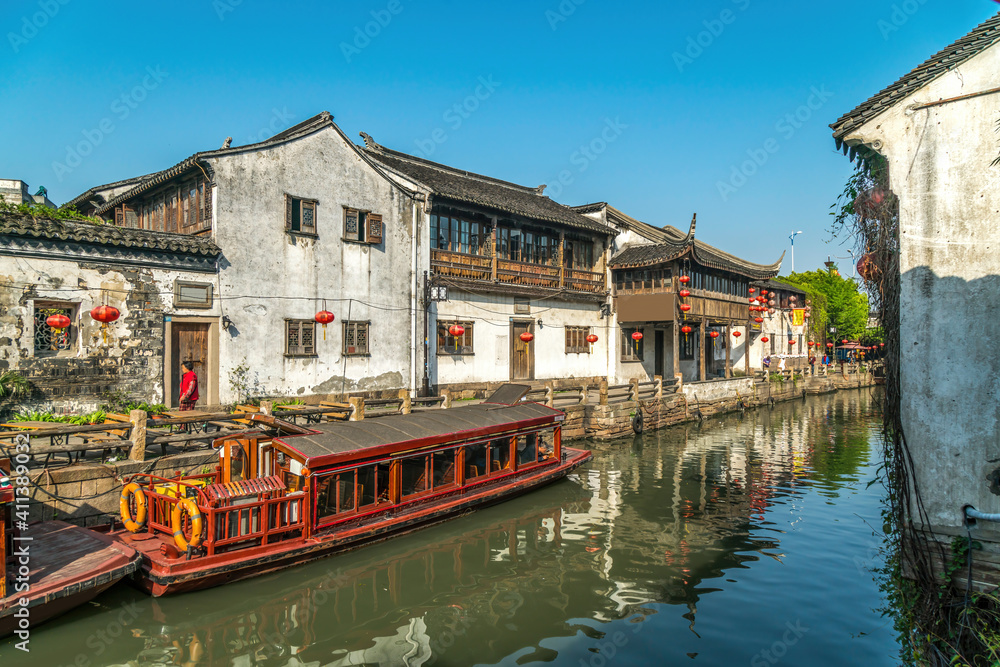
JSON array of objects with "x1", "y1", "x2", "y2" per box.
[{"x1": 118, "y1": 447, "x2": 591, "y2": 596}]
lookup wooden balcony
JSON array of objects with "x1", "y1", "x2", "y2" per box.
[
  {"x1": 431, "y1": 249, "x2": 605, "y2": 294},
  {"x1": 615, "y1": 289, "x2": 749, "y2": 323}
]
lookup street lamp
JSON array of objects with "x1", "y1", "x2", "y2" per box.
[{"x1": 788, "y1": 231, "x2": 803, "y2": 274}]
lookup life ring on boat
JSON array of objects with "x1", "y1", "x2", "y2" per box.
[
  {"x1": 119, "y1": 482, "x2": 147, "y2": 532},
  {"x1": 170, "y1": 497, "x2": 204, "y2": 551}
]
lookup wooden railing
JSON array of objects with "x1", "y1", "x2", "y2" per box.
[
  {"x1": 431, "y1": 249, "x2": 605, "y2": 293},
  {"x1": 496, "y1": 258, "x2": 560, "y2": 288},
  {"x1": 430, "y1": 249, "x2": 491, "y2": 281}
]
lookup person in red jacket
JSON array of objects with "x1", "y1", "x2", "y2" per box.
[{"x1": 179, "y1": 361, "x2": 199, "y2": 411}]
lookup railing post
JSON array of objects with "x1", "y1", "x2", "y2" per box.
[
  {"x1": 441, "y1": 389, "x2": 451, "y2": 409},
  {"x1": 655, "y1": 375, "x2": 663, "y2": 400},
  {"x1": 599, "y1": 379, "x2": 608, "y2": 406},
  {"x1": 674, "y1": 372, "x2": 683, "y2": 392},
  {"x1": 399, "y1": 389, "x2": 412, "y2": 415},
  {"x1": 629, "y1": 378, "x2": 639, "y2": 403},
  {"x1": 348, "y1": 397, "x2": 365, "y2": 421},
  {"x1": 259, "y1": 400, "x2": 274, "y2": 417},
  {"x1": 579, "y1": 383, "x2": 588, "y2": 406},
  {"x1": 545, "y1": 381, "x2": 554, "y2": 408},
  {"x1": 128, "y1": 409, "x2": 148, "y2": 461}
]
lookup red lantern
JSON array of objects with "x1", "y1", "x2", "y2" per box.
[
  {"x1": 788, "y1": 340, "x2": 796, "y2": 346},
  {"x1": 748, "y1": 297, "x2": 756, "y2": 304},
  {"x1": 679, "y1": 289, "x2": 690, "y2": 298},
  {"x1": 46, "y1": 313, "x2": 71, "y2": 330},
  {"x1": 586, "y1": 334, "x2": 599, "y2": 344},
  {"x1": 315, "y1": 309, "x2": 335, "y2": 340},
  {"x1": 759, "y1": 290, "x2": 767, "y2": 297},
  {"x1": 679, "y1": 275, "x2": 690, "y2": 285},
  {"x1": 749, "y1": 288, "x2": 756, "y2": 294},
  {"x1": 90, "y1": 305, "x2": 120, "y2": 343},
  {"x1": 842, "y1": 339, "x2": 848, "y2": 345},
  {"x1": 880, "y1": 343, "x2": 885, "y2": 347},
  {"x1": 680, "y1": 326, "x2": 692, "y2": 335},
  {"x1": 709, "y1": 330, "x2": 719, "y2": 339},
  {"x1": 768, "y1": 308, "x2": 775, "y2": 315},
  {"x1": 448, "y1": 324, "x2": 465, "y2": 337},
  {"x1": 807, "y1": 341, "x2": 814, "y2": 347},
  {"x1": 733, "y1": 331, "x2": 742, "y2": 338},
  {"x1": 754, "y1": 317, "x2": 764, "y2": 324},
  {"x1": 760, "y1": 336, "x2": 769, "y2": 343},
  {"x1": 827, "y1": 342, "x2": 834, "y2": 348},
  {"x1": 768, "y1": 299, "x2": 776, "y2": 307},
  {"x1": 519, "y1": 332, "x2": 534, "y2": 343},
  {"x1": 631, "y1": 331, "x2": 643, "y2": 342},
  {"x1": 680, "y1": 304, "x2": 692, "y2": 312}
]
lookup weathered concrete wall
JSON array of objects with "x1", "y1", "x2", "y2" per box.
[
  {"x1": 0, "y1": 260, "x2": 219, "y2": 414},
  {"x1": 683, "y1": 377, "x2": 754, "y2": 403},
  {"x1": 843, "y1": 41, "x2": 1000, "y2": 545},
  {"x1": 209, "y1": 128, "x2": 421, "y2": 403}
]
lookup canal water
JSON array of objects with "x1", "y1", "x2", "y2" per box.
[{"x1": 5, "y1": 389, "x2": 899, "y2": 666}]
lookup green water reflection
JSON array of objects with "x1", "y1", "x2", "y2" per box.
[{"x1": 6, "y1": 389, "x2": 898, "y2": 666}]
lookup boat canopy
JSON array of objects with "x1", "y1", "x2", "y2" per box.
[{"x1": 274, "y1": 402, "x2": 563, "y2": 469}]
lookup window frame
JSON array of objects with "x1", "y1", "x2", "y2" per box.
[
  {"x1": 285, "y1": 319, "x2": 317, "y2": 357},
  {"x1": 343, "y1": 320, "x2": 370, "y2": 356},
  {"x1": 343, "y1": 207, "x2": 383, "y2": 245},
  {"x1": 173, "y1": 280, "x2": 214, "y2": 309},
  {"x1": 565, "y1": 326, "x2": 592, "y2": 354},
  {"x1": 437, "y1": 320, "x2": 474, "y2": 356},
  {"x1": 620, "y1": 327, "x2": 644, "y2": 362},
  {"x1": 679, "y1": 328, "x2": 695, "y2": 361},
  {"x1": 32, "y1": 301, "x2": 78, "y2": 357},
  {"x1": 285, "y1": 194, "x2": 318, "y2": 236}
]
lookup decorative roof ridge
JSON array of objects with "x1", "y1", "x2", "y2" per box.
[
  {"x1": 570, "y1": 201, "x2": 608, "y2": 214},
  {"x1": 63, "y1": 173, "x2": 157, "y2": 210},
  {"x1": 361, "y1": 134, "x2": 549, "y2": 197},
  {"x1": 831, "y1": 11, "x2": 1000, "y2": 140},
  {"x1": 95, "y1": 112, "x2": 338, "y2": 215}
]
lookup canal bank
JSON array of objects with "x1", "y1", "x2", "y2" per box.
[{"x1": 0, "y1": 389, "x2": 898, "y2": 666}]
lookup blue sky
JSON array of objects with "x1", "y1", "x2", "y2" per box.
[{"x1": 2, "y1": 0, "x2": 997, "y2": 274}]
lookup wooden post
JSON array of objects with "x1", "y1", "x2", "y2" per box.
[
  {"x1": 259, "y1": 400, "x2": 274, "y2": 416},
  {"x1": 128, "y1": 409, "x2": 147, "y2": 461},
  {"x1": 544, "y1": 381, "x2": 554, "y2": 408},
  {"x1": 558, "y1": 231, "x2": 566, "y2": 288},
  {"x1": 698, "y1": 319, "x2": 706, "y2": 382},
  {"x1": 490, "y1": 222, "x2": 498, "y2": 281},
  {"x1": 579, "y1": 383, "x2": 588, "y2": 405},
  {"x1": 725, "y1": 323, "x2": 732, "y2": 378},
  {"x1": 441, "y1": 389, "x2": 452, "y2": 409},
  {"x1": 629, "y1": 377, "x2": 639, "y2": 403},
  {"x1": 655, "y1": 375, "x2": 663, "y2": 400},
  {"x1": 348, "y1": 397, "x2": 365, "y2": 421},
  {"x1": 599, "y1": 379, "x2": 608, "y2": 406},
  {"x1": 675, "y1": 372, "x2": 683, "y2": 391},
  {"x1": 399, "y1": 389, "x2": 412, "y2": 415}
]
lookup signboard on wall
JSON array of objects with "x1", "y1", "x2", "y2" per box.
[{"x1": 792, "y1": 309, "x2": 805, "y2": 326}]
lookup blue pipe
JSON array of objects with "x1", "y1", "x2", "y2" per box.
[{"x1": 964, "y1": 506, "x2": 1000, "y2": 524}]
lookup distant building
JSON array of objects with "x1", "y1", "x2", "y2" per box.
[
  {"x1": 832, "y1": 12, "x2": 1000, "y2": 589},
  {"x1": 0, "y1": 179, "x2": 56, "y2": 208}
]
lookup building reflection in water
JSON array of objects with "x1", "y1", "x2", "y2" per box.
[{"x1": 110, "y1": 391, "x2": 875, "y2": 667}]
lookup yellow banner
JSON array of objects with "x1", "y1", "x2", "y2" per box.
[{"x1": 792, "y1": 309, "x2": 805, "y2": 326}]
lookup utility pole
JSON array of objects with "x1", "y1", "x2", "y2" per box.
[{"x1": 788, "y1": 230, "x2": 803, "y2": 274}]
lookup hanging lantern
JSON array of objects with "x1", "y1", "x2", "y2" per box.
[
  {"x1": 709, "y1": 330, "x2": 719, "y2": 339},
  {"x1": 857, "y1": 253, "x2": 879, "y2": 282},
  {"x1": 880, "y1": 343, "x2": 885, "y2": 347},
  {"x1": 805, "y1": 299, "x2": 811, "y2": 306},
  {"x1": 804, "y1": 312, "x2": 810, "y2": 319},
  {"x1": 760, "y1": 336, "x2": 769, "y2": 343},
  {"x1": 680, "y1": 326, "x2": 692, "y2": 342},
  {"x1": 90, "y1": 305, "x2": 120, "y2": 343},
  {"x1": 679, "y1": 289, "x2": 691, "y2": 298},
  {"x1": 768, "y1": 299, "x2": 776, "y2": 307},
  {"x1": 586, "y1": 334, "x2": 599, "y2": 344},
  {"x1": 788, "y1": 340, "x2": 796, "y2": 346},
  {"x1": 748, "y1": 297, "x2": 756, "y2": 304},
  {"x1": 749, "y1": 288, "x2": 756, "y2": 294},
  {"x1": 842, "y1": 339, "x2": 848, "y2": 345},
  {"x1": 680, "y1": 304, "x2": 692, "y2": 313},
  {"x1": 679, "y1": 275, "x2": 691, "y2": 285},
  {"x1": 733, "y1": 331, "x2": 742, "y2": 338},
  {"x1": 519, "y1": 332, "x2": 534, "y2": 343},
  {"x1": 631, "y1": 331, "x2": 644, "y2": 342},
  {"x1": 754, "y1": 317, "x2": 764, "y2": 324},
  {"x1": 448, "y1": 323, "x2": 465, "y2": 337},
  {"x1": 315, "y1": 307, "x2": 335, "y2": 340},
  {"x1": 768, "y1": 308, "x2": 775, "y2": 314},
  {"x1": 789, "y1": 295, "x2": 797, "y2": 303},
  {"x1": 46, "y1": 313, "x2": 71, "y2": 330}
]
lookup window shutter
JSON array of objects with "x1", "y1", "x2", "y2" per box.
[
  {"x1": 201, "y1": 182, "x2": 212, "y2": 230},
  {"x1": 366, "y1": 214, "x2": 383, "y2": 244},
  {"x1": 114, "y1": 207, "x2": 124, "y2": 227},
  {"x1": 344, "y1": 322, "x2": 356, "y2": 355},
  {"x1": 285, "y1": 195, "x2": 293, "y2": 231},
  {"x1": 302, "y1": 323, "x2": 315, "y2": 355},
  {"x1": 344, "y1": 209, "x2": 359, "y2": 239},
  {"x1": 301, "y1": 200, "x2": 316, "y2": 233}
]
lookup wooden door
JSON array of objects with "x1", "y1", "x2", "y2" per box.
[
  {"x1": 510, "y1": 321, "x2": 534, "y2": 381},
  {"x1": 171, "y1": 323, "x2": 209, "y2": 407},
  {"x1": 654, "y1": 331, "x2": 664, "y2": 377}
]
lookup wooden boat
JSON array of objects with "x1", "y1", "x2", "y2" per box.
[
  {"x1": 109, "y1": 384, "x2": 591, "y2": 596},
  {"x1": 0, "y1": 464, "x2": 141, "y2": 638}
]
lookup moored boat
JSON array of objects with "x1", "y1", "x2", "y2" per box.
[{"x1": 110, "y1": 384, "x2": 591, "y2": 596}]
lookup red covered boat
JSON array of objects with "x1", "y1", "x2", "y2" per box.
[{"x1": 110, "y1": 385, "x2": 591, "y2": 596}]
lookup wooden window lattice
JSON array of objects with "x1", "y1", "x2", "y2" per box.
[
  {"x1": 344, "y1": 321, "x2": 370, "y2": 355},
  {"x1": 286, "y1": 320, "x2": 316, "y2": 356}
]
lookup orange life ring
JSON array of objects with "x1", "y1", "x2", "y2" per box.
[
  {"x1": 170, "y1": 497, "x2": 204, "y2": 551},
  {"x1": 119, "y1": 483, "x2": 147, "y2": 532}
]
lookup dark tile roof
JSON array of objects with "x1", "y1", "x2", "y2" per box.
[
  {"x1": 584, "y1": 203, "x2": 784, "y2": 280},
  {"x1": 0, "y1": 214, "x2": 220, "y2": 256},
  {"x1": 753, "y1": 278, "x2": 806, "y2": 296},
  {"x1": 361, "y1": 135, "x2": 612, "y2": 235},
  {"x1": 63, "y1": 173, "x2": 156, "y2": 211},
  {"x1": 831, "y1": 11, "x2": 1000, "y2": 141}
]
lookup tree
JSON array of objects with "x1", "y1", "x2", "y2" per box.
[{"x1": 781, "y1": 269, "x2": 869, "y2": 341}]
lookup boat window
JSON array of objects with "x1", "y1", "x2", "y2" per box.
[
  {"x1": 284, "y1": 471, "x2": 303, "y2": 493},
  {"x1": 401, "y1": 455, "x2": 430, "y2": 498},
  {"x1": 316, "y1": 470, "x2": 357, "y2": 521},
  {"x1": 433, "y1": 449, "x2": 456, "y2": 489},
  {"x1": 537, "y1": 430, "x2": 555, "y2": 461},
  {"x1": 464, "y1": 442, "x2": 488, "y2": 480},
  {"x1": 489, "y1": 438, "x2": 511, "y2": 474},
  {"x1": 358, "y1": 462, "x2": 392, "y2": 509},
  {"x1": 516, "y1": 434, "x2": 538, "y2": 467}
]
